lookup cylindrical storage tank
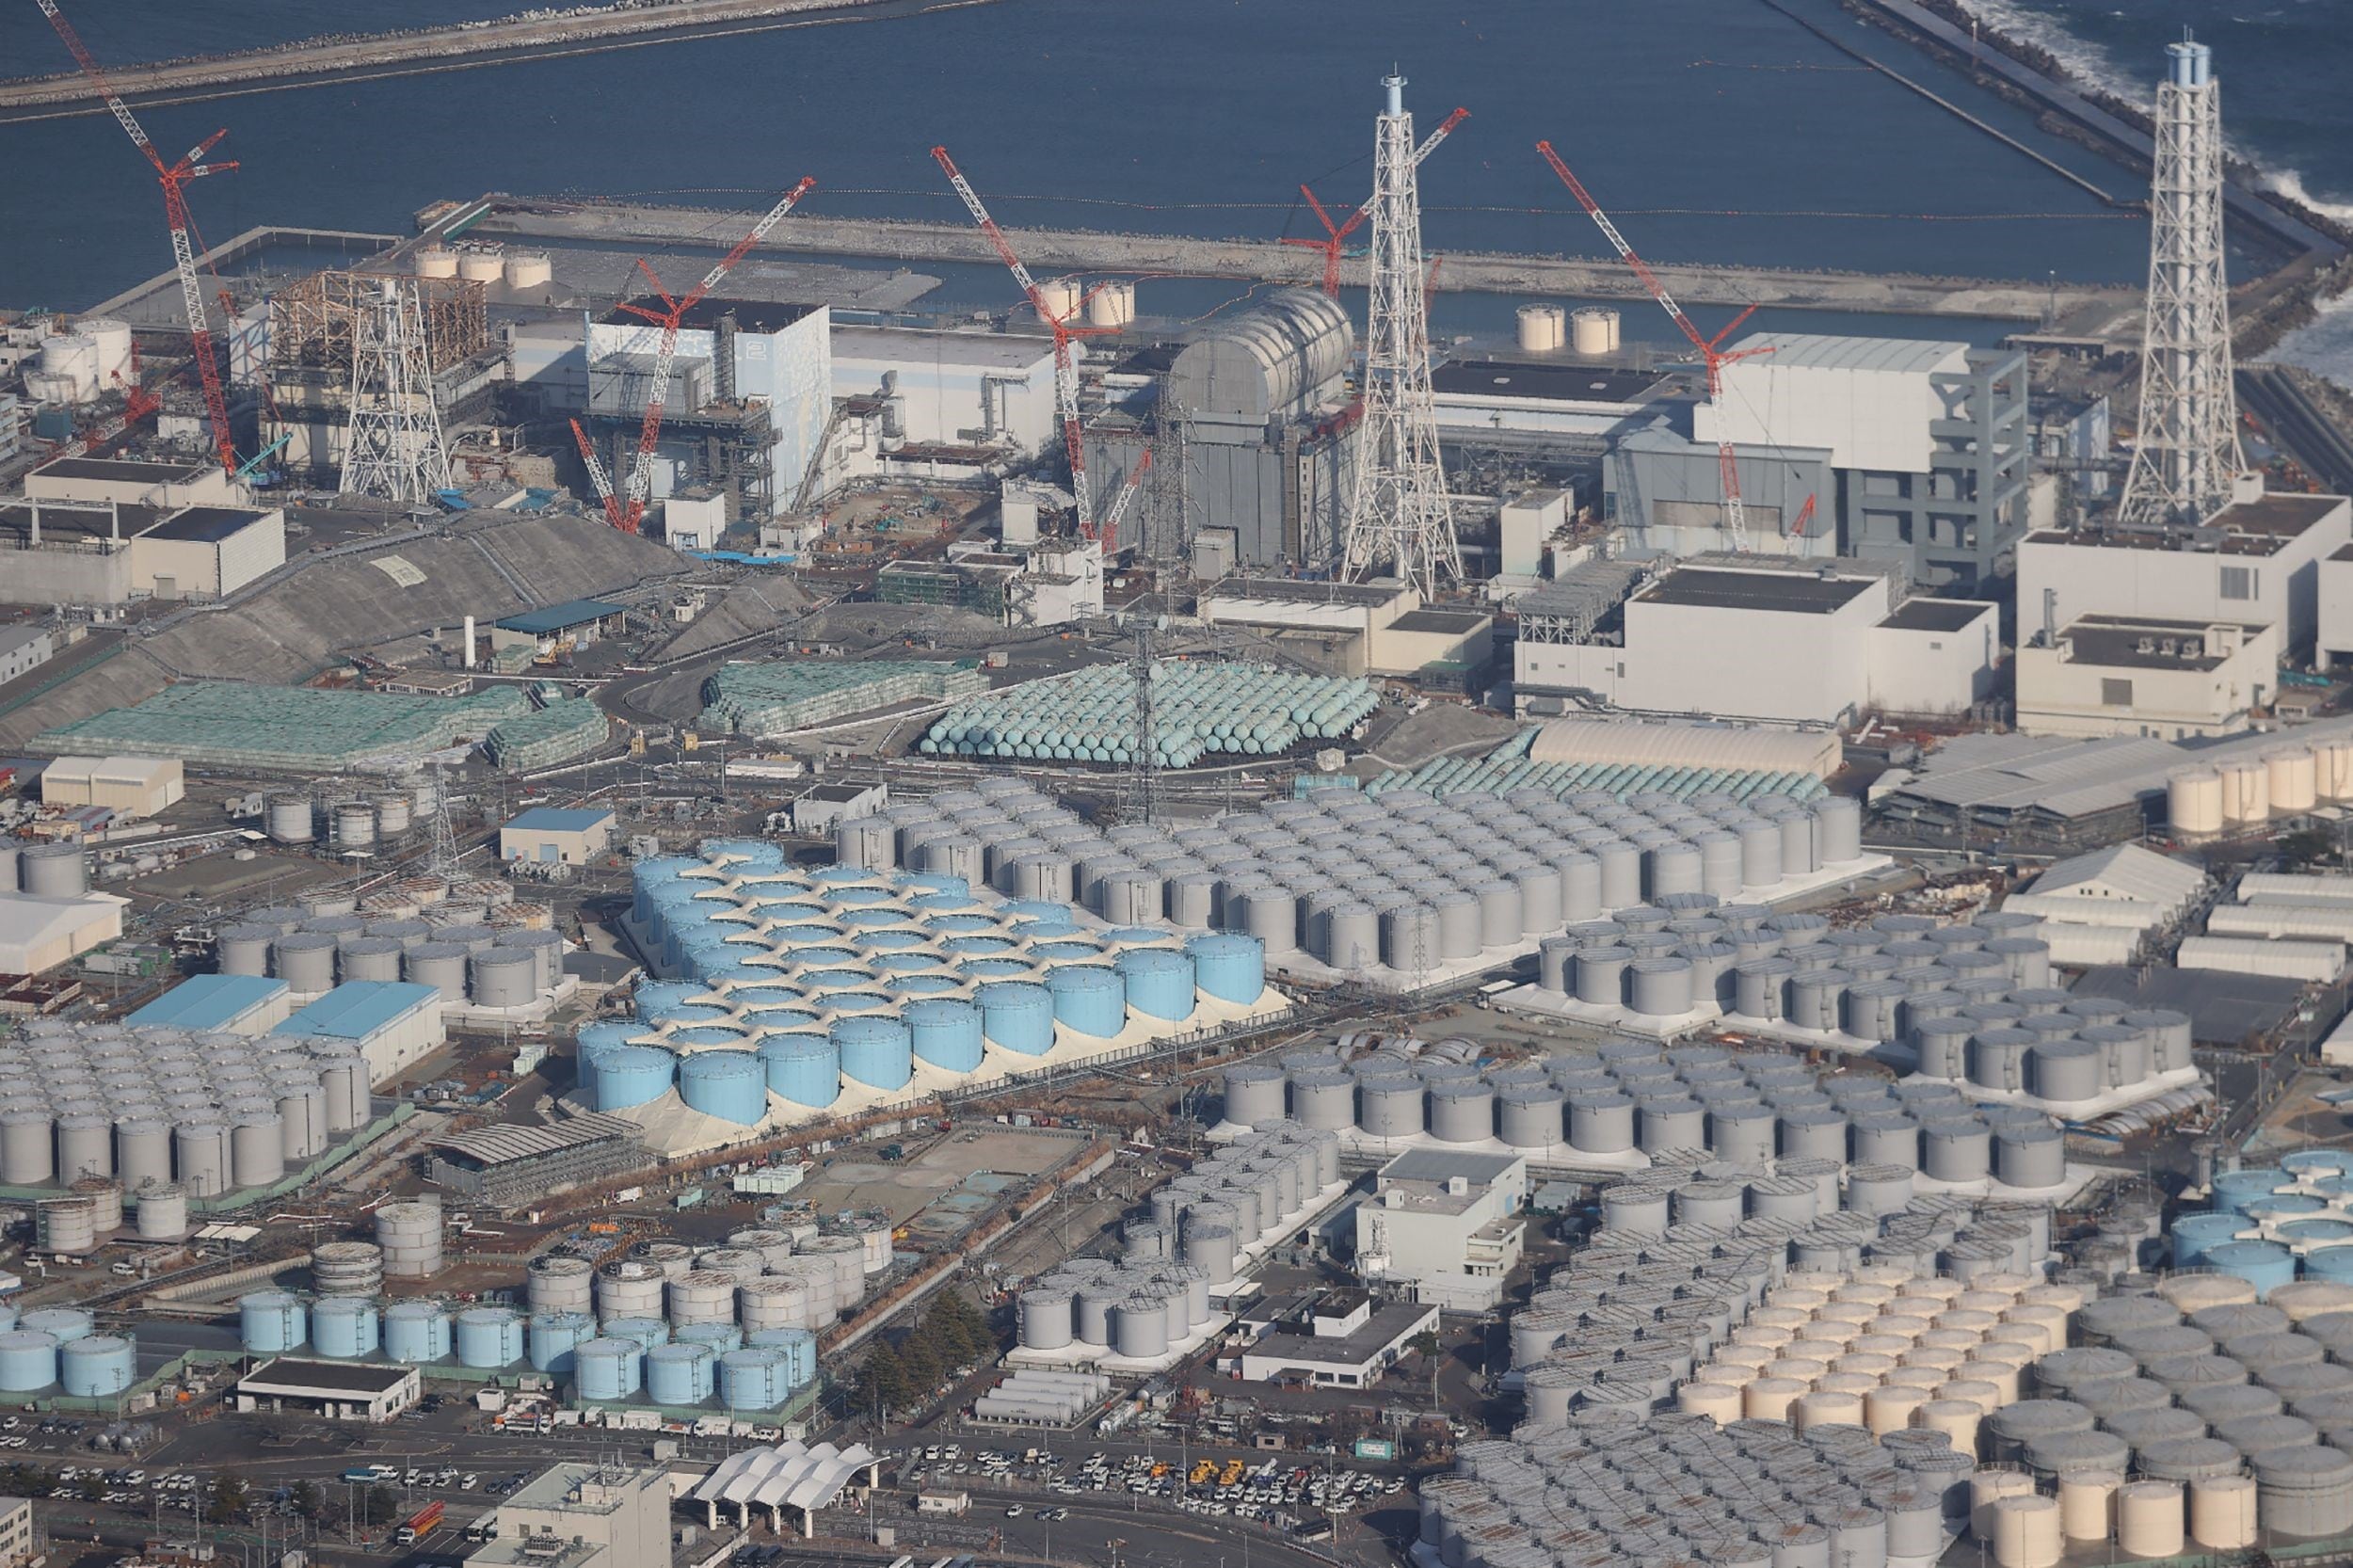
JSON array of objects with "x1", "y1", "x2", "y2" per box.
[
  {"x1": 2252, "y1": 1444, "x2": 2353, "y2": 1537},
  {"x1": 1018, "y1": 1287, "x2": 1075, "y2": 1351},
  {"x1": 58, "y1": 1336, "x2": 134, "y2": 1399},
  {"x1": 1572, "y1": 305, "x2": 1621, "y2": 354},
  {"x1": 1516, "y1": 303, "x2": 1566, "y2": 352},
  {"x1": 832, "y1": 1016, "x2": 913, "y2": 1090},
  {"x1": 667, "y1": 1273, "x2": 739, "y2": 1327},
  {"x1": 34, "y1": 1197, "x2": 97, "y2": 1256},
  {"x1": 19, "y1": 841, "x2": 87, "y2": 897},
  {"x1": 1497, "y1": 1087, "x2": 1564, "y2": 1149},
  {"x1": 2117, "y1": 1480, "x2": 2185, "y2": 1557},
  {"x1": 1628, "y1": 957, "x2": 1695, "y2": 1016},
  {"x1": 469, "y1": 948, "x2": 536, "y2": 1008},
  {"x1": 455, "y1": 1306, "x2": 525, "y2": 1368},
  {"x1": 528, "y1": 1256, "x2": 596, "y2": 1315},
  {"x1": 1990, "y1": 1496, "x2": 2062, "y2": 1568},
  {"x1": 677, "y1": 1051, "x2": 767, "y2": 1125},
  {"x1": 527, "y1": 1309, "x2": 598, "y2": 1373},
  {"x1": 273, "y1": 933, "x2": 338, "y2": 994},
  {"x1": 2189, "y1": 1475, "x2": 2259, "y2": 1549},
  {"x1": 645, "y1": 1341, "x2": 717, "y2": 1404},
  {"x1": 2208, "y1": 1240, "x2": 2298, "y2": 1299},
  {"x1": 134, "y1": 1184, "x2": 188, "y2": 1240},
  {"x1": 1356, "y1": 1075, "x2": 1426, "y2": 1139},
  {"x1": 383, "y1": 1301, "x2": 451, "y2": 1363},
  {"x1": 311, "y1": 1296, "x2": 380, "y2": 1359},
  {"x1": 1426, "y1": 1081, "x2": 1494, "y2": 1144},
  {"x1": 1223, "y1": 1063, "x2": 1287, "y2": 1128},
  {"x1": 239, "y1": 1291, "x2": 306, "y2": 1353},
  {"x1": 595, "y1": 1263, "x2": 667, "y2": 1320},
  {"x1": 376, "y1": 1200, "x2": 444, "y2": 1278},
  {"x1": 1994, "y1": 1124, "x2": 2066, "y2": 1191},
  {"x1": 1112, "y1": 1296, "x2": 1171, "y2": 1359},
  {"x1": 1575, "y1": 946, "x2": 1631, "y2": 1005},
  {"x1": 231, "y1": 1114, "x2": 285, "y2": 1187},
  {"x1": 717, "y1": 1346, "x2": 792, "y2": 1409},
  {"x1": 216, "y1": 924, "x2": 276, "y2": 976},
  {"x1": 573, "y1": 1337, "x2": 643, "y2": 1401},
  {"x1": 1569, "y1": 1090, "x2": 1636, "y2": 1154},
  {"x1": 2058, "y1": 1470, "x2": 2121, "y2": 1542}
]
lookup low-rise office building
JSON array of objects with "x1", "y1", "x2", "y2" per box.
[
  {"x1": 1199, "y1": 576, "x2": 1493, "y2": 681},
  {"x1": 1352, "y1": 1148, "x2": 1528, "y2": 1311},
  {"x1": 477, "y1": 1462, "x2": 672, "y2": 1568},
  {"x1": 500, "y1": 806, "x2": 616, "y2": 866},
  {"x1": 2016, "y1": 614, "x2": 2279, "y2": 738},
  {"x1": 1226, "y1": 1289, "x2": 1439, "y2": 1388},
  {"x1": 0, "y1": 627, "x2": 53, "y2": 685},
  {"x1": 233, "y1": 1358, "x2": 421, "y2": 1422}
]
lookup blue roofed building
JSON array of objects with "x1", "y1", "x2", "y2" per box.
[
  {"x1": 275, "y1": 980, "x2": 444, "y2": 1086},
  {"x1": 126, "y1": 972, "x2": 291, "y2": 1036},
  {"x1": 500, "y1": 805, "x2": 616, "y2": 866},
  {"x1": 489, "y1": 600, "x2": 627, "y2": 657}
]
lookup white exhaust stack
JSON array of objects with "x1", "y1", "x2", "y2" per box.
[{"x1": 462, "y1": 616, "x2": 475, "y2": 669}]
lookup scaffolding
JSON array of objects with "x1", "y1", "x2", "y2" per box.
[{"x1": 269, "y1": 269, "x2": 489, "y2": 375}]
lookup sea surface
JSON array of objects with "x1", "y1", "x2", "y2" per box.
[{"x1": 0, "y1": 0, "x2": 2347, "y2": 374}]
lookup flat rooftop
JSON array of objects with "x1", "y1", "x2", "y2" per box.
[
  {"x1": 1206, "y1": 576, "x2": 1402, "y2": 608},
  {"x1": 1244, "y1": 1301, "x2": 1435, "y2": 1369},
  {"x1": 1719, "y1": 332, "x2": 1968, "y2": 375},
  {"x1": 1432, "y1": 360, "x2": 1667, "y2": 405},
  {"x1": 1388, "y1": 607, "x2": 1492, "y2": 634},
  {"x1": 239, "y1": 1358, "x2": 413, "y2": 1395},
  {"x1": 144, "y1": 505, "x2": 268, "y2": 544},
  {"x1": 32, "y1": 456, "x2": 211, "y2": 485},
  {"x1": 2031, "y1": 493, "x2": 2346, "y2": 557},
  {"x1": 0, "y1": 499, "x2": 165, "y2": 546},
  {"x1": 1881, "y1": 599, "x2": 1995, "y2": 632},
  {"x1": 495, "y1": 599, "x2": 624, "y2": 634},
  {"x1": 2062, "y1": 615, "x2": 2245, "y2": 672},
  {"x1": 601, "y1": 296, "x2": 817, "y2": 334},
  {"x1": 833, "y1": 323, "x2": 1055, "y2": 369},
  {"x1": 1640, "y1": 568, "x2": 1876, "y2": 616},
  {"x1": 1379, "y1": 1147, "x2": 1521, "y2": 1185}
]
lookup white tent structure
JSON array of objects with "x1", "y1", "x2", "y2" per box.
[
  {"x1": 2025, "y1": 842, "x2": 2205, "y2": 917},
  {"x1": 690, "y1": 1440, "x2": 880, "y2": 1537}
]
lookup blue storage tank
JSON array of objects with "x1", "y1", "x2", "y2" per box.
[
  {"x1": 2174, "y1": 1211, "x2": 2248, "y2": 1267},
  {"x1": 855, "y1": 929, "x2": 931, "y2": 952},
  {"x1": 978, "y1": 982, "x2": 1055, "y2": 1055},
  {"x1": 528, "y1": 1309, "x2": 598, "y2": 1373},
  {"x1": 1016, "y1": 922, "x2": 1083, "y2": 943},
  {"x1": 592, "y1": 1047, "x2": 678, "y2": 1111},
  {"x1": 1115, "y1": 949, "x2": 1197, "y2": 1022},
  {"x1": 808, "y1": 864, "x2": 872, "y2": 884},
  {"x1": 1046, "y1": 967, "x2": 1127, "y2": 1038},
  {"x1": 717, "y1": 1346, "x2": 792, "y2": 1409},
  {"x1": 834, "y1": 1016, "x2": 914, "y2": 1090},
  {"x1": 703, "y1": 839, "x2": 786, "y2": 869},
  {"x1": 942, "y1": 936, "x2": 1017, "y2": 956},
  {"x1": 960, "y1": 957, "x2": 1032, "y2": 979},
  {"x1": 2304, "y1": 1246, "x2": 2353, "y2": 1282},
  {"x1": 906, "y1": 1000, "x2": 984, "y2": 1072},
  {"x1": 383, "y1": 1301, "x2": 450, "y2": 1363},
  {"x1": 759, "y1": 1035, "x2": 840, "y2": 1108},
  {"x1": 1001, "y1": 899, "x2": 1071, "y2": 920},
  {"x1": 0, "y1": 1332, "x2": 56, "y2": 1392},
  {"x1": 2214, "y1": 1168, "x2": 2292, "y2": 1215},
  {"x1": 1102, "y1": 928, "x2": 1176, "y2": 948},
  {"x1": 930, "y1": 913, "x2": 998, "y2": 932},
  {"x1": 573, "y1": 1021, "x2": 638, "y2": 1100},
  {"x1": 675, "y1": 1322, "x2": 744, "y2": 1353},
  {"x1": 573, "y1": 1337, "x2": 642, "y2": 1401},
  {"x1": 798, "y1": 968, "x2": 876, "y2": 995},
  {"x1": 633, "y1": 981, "x2": 709, "y2": 1019},
  {"x1": 772, "y1": 924, "x2": 842, "y2": 952},
  {"x1": 2284, "y1": 1149, "x2": 2353, "y2": 1176},
  {"x1": 2249, "y1": 1192, "x2": 2329, "y2": 1222},
  {"x1": 1031, "y1": 939, "x2": 1099, "y2": 961},
  {"x1": 678, "y1": 1051, "x2": 768, "y2": 1125},
  {"x1": 823, "y1": 991, "x2": 891, "y2": 1015},
  {"x1": 311, "y1": 1297, "x2": 380, "y2": 1358},
  {"x1": 907, "y1": 872, "x2": 970, "y2": 897},
  {"x1": 239, "y1": 1292, "x2": 305, "y2": 1353},
  {"x1": 669, "y1": 1026, "x2": 750, "y2": 1048},
  {"x1": 1188, "y1": 933, "x2": 1266, "y2": 1004},
  {"x1": 600, "y1": 1316, "x2": 669, "y2": 1353},
  {"x1": 2206, "y1": 1240, "x2": 2297, "y2": 1299},
  {"x1": 2280, "y1": 1219, "x2": 2353, "y2": 1252},
  {"x1": 868, "y1": 952, "x2": 946, "y2": 976},
  {"x1": 455, "y1": 1307, "x2": 525, "y2": 1368},
  {"x1": 885, "y1": 974, "x2": 964, "y2": 998},
  {"x1": 745, "y1": 1327, "x2": 819, "y2": 1388},
  {"x1": 59, "y1": 1336, "x2": 134, "y2": 1397},
  {"x1": 22, "y1": 1308, "x2": 93, "y2": 1346},
  {"x1": 911, "y1": 890, "x2": 978, "y2": 913},
  {"x1": 646, "y1": 1341, "x2": 717, "y2": 1405}
]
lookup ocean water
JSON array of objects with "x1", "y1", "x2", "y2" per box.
[{"x1": 0, "y1": 0, "x2": 2344, "y2": 371}]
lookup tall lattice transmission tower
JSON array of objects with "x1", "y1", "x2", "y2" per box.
[
  {"x1": 1118, "y1": 613, "x2": 1162, "y2": 826},
  {"x1": 341, "y1": 276, "x2": 453, "y2": 505},
  {"x1": 1340, "y1": 72, "x2": 1458, "y2": 594},
  {"x1": 2117, "y1": 36, "x2": 2244, "y2": 531}
]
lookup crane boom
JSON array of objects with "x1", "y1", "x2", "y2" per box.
[
  {"x1": 1096, "y1": 448, "x2": 1154, "y2": 541},
  {"x1": 568, "y1": 418, "x2": 622, "y2": 530},
  {"x1": 605, "y1": 177, "x2": 814, "y2": 533},
  {"x1": 1290, "y1": 106, "x2": 1469, "y2": 297},
  {"x1": 1535, "y1": 139, "x2": 1777, "y2": 552},
  {"x1": 38, "y1": 0, "x2": 240, "y2": 477}
]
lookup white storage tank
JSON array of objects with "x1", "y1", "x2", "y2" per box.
[
  {"x1": 1571, "y1": 307, "x2": 1622, "y2": 356},
  {"x1": 1516, "y1": 304, "x2": 1566, "y2": 353},
  {"x1": 504, "y1": 251, "x2": 553, "y2": 288},
  {"x1": 376, "y1": 1199, "x2": 444, "y2": 1278},
  {"x1": 1087, "y1": 280, "x2": 1136, "y2": 328}
]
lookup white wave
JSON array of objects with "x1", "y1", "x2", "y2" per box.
[
  {"x1": 2254, "y1": 165, "x2": 2353, "y2": 225},
  {"x1": 2260, "y1": 291, "x2": 2353, "y2": 393},
  {"x1": 1950, "y1": 0, "x2": 2143, "y2": 103}
]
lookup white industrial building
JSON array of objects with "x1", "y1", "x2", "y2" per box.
[
  {"x1": 0, "y1": 479, "x2": 287, "y2": 608},
  {"x1": 831, "y1": 324, "x2": 1060, "y2": 455},
  {"x1": 690, "y1": 1443, "x2": 881, "y2": 1539},
  {"x1": 24, "y1": 455, "x2": 241, "y2": 508},
  {"x1": 2018, "y1": 487, "x2": 2351, "y2": 657},
  {"x1": 2313, "y1": 543, "x2": 2353, "y2": 671},
  {"x1": 0, "y1": 627, "x2": 54, "y2": 685},
  {"x1": 1351, "y1": 1148, "x2": 1528, "y2": 1311},
  {"x1": 2014, "y1": 614, "x2": 2279, "y2": 738},
  {"x1": 274, "y1": 981, "x2": 443, "y2": 1084},
  {"x1": 1225, "y1": 1289, "x2": 1438, "y2": 1388},
  {"x1": 583, "y1": 299, "x2": 832, "y2": 520},
  {"x1": 233, "y1": 1359, "x2": 420, "y2": 1423},
  {"x1": 40, "y1": 756, "x2": 184, "y2": 818},
  {"x1": 1199, "y1": 576, "x2": 1494, "y2": 680},
  {"x1": 1996, "y1": 842, "x2": 2205, "y2": 968},
  {"x1": 0, "y1": 890, "x2": 124, "y2": 975},
  {"x1": 479, "y1": 1462, "x2": 675, "y2": 1568},
  {"x1": 1512, "y1": 557, "x2": 1997, "y2": 726},
  {"x1": 1432, "y1": 360, "x2": 1666, "y2": 441}
]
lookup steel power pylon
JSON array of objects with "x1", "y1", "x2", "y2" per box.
[
  {"x1": 340, "y1": 277, "x2": 453, "y2": 506},
  {"x1": 1287, "y1": 105, "x2": 1468, "y2": 297},
  {"x1": 2117, "y1": 35, "x2": 2244, "y2": 531},
  {"x1": 1339, "y1": 73, "x2": 1458, "y2": 595}
]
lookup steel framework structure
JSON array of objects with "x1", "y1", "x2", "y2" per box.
[
  {"x1": 1339, "y1": 74, "x2": 1458, "y2": 595},
  {"x1": 340, "y1": 277, "x2": 454, "y2": 505},
  {"x1": 2117, "y1": 37, "x2": 2243, "y2": 531}
]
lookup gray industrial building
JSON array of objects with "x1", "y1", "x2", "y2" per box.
[
  {"x1": 1083, "y1": 288, "x2": 1356, "y2": 570},
  {"x1": 1609, "y1": 337, "x2": 2031, "y2": 590}
]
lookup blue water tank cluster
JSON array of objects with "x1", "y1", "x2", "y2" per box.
[
  {"x1": 600, "y1": 1316, "x2": 669, "y2": 1353},
  {"x1": 1115, "y1": 948, "x2": 1196, "y2": 1021},
  {"x1": 646, "y1": 1342, "x2": 717, "y2": 1404},
  {"x1": 528, "y1": 1310, "x2": 598, "y2": 1373},
  {"x1": 60, "y1": 1336, "x2": 134, "y2": 1398},
  {"x1": 574, "y1": 1337, "x2": 642, "y2": 1401},
  {"x1": 455, "y1": 1307, "x2": 524, "y2": 1368},
  {"x1": 676, "y1": 1322, "x2": 744, "y2": 1354},
  {"x1": 907, "y1": 1000, "x2": 984, "y2": 1072},
  {"x1": 2173, "y1": 1210, "x2": 2248, "y2": 1267},
  {"x1": 383, "y1": 1301, "x2": 451, "y2": 1363},
  {"x1": 745, "y1": 1327, "x2": 819, "y2": 1389},
  {"x1": 591, "y1": 1046, "x2": 678, "y2": 1112},
  {"x1": 240, "y1": 1291, "x2": 306, "y2": 1353},
  {"x1": 835, "y1": 1016, "x2": 913, "y2": 1090},
  {"x1": 312, "y1": 1297, "x2": 380, "y2": 1358},
  {"x1": 23, "y1": 1308, "x2": 94, "y2": 1346},
  {"x1": 0, "y1": 1332, "x2": 58, "y2": 1392},
  {"x1": 2212, "y1": 1167, "x2": 2292, "y2": 1215},
  {"x1": 760, "y1": 1034, "x2": 840, "y2": 1107},
  {"x1": 678, "y1": 1051, "x2": 768, "y2": 1124},
  {"x1": 1188, "y1": 933, "x2": 1266, "y2": 1004},
  {"x1": 979, "y1": 981, "x2": 1055, "y2": 1055},
  {"x1": 716, "y1": 1346, "x2": 792, "y2": 1409}
]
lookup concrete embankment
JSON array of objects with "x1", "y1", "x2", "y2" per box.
[
  {"x1": 0, "y1": 0, "x2": 944, "y2": 115},
  {"x1": 465, "y1": 198, "x2": 2141, "y2": 328}
]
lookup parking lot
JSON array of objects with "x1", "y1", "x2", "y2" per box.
[{"x1": 887, "y1": 1440, "x2": 1401, "y2": 1528}]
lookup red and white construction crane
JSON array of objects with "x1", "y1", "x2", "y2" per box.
[
  {"x1": 1536, "y1": 139, "x2": 1776, "y2": 552},
  {"x1": 932, "y1": 145, "x2": 1134, "y2": 542},
  {"x1": 580, "y1": 177, "x2": 816, "y2": 535},
  {"x1": 1095, "y1": 448, "x2": 1153, "y2": 544},
  {"x1": 37, "y1": 0, "x2": 240, "y2": 476},
  {"x1": 1287, "y1": 105, "x2": 1469, "y2": 297}
]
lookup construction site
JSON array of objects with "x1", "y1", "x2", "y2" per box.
[{"x1": 6, "y1": 3, "x2": 2353, "y2": 1566}]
